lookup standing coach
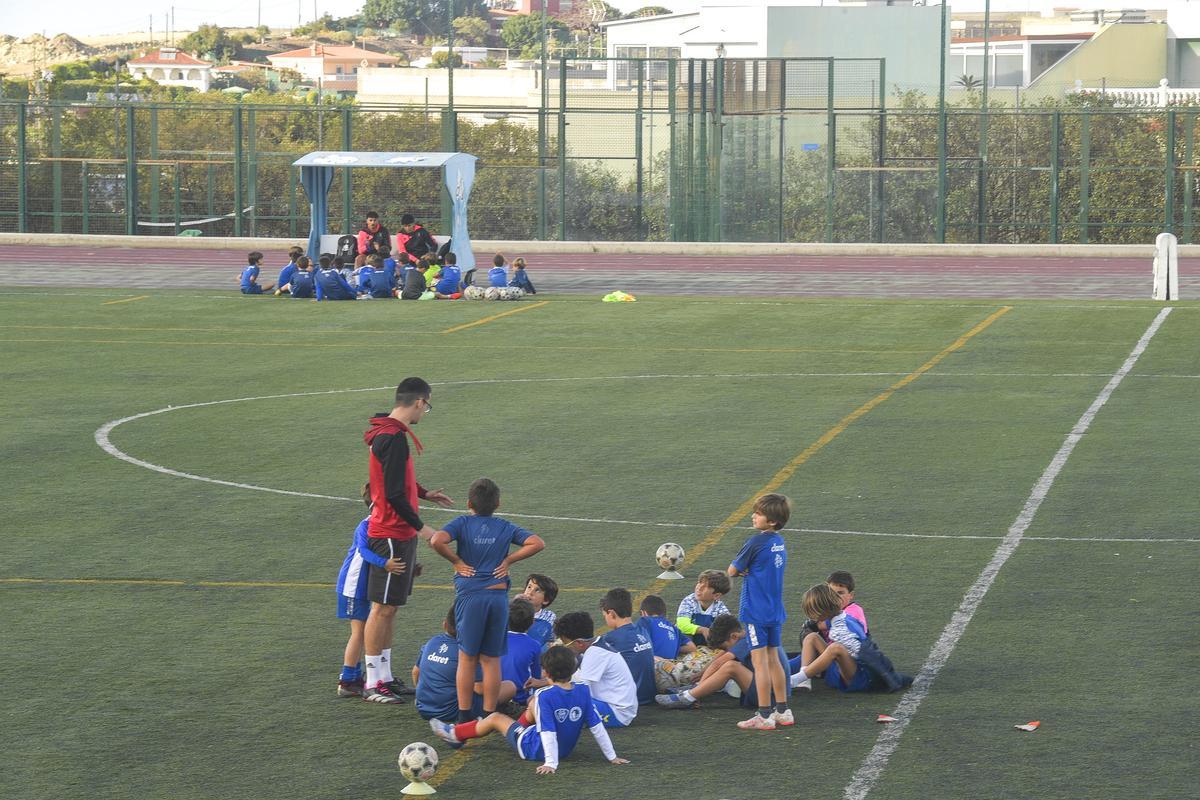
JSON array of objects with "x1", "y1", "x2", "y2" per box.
[{"x1": 361, "y1": 377, "x2": 453, "y2": 703}]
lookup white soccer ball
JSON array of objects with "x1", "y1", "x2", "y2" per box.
[
  {"x1": 501, "y1": 287, "x2": 523, "y2": 300},
  {"x1": 484, "y1": 286, "x2": 501, "y2": 301},
  {"x1": 398, "y1": 742, "x2": 439, "y2": 783},
  {"x1": 463, "y1": 285, "x2": 484, "y2": 300},
  {"x1": 656, "y1": 542, "x2": 685, "y2": 571}
]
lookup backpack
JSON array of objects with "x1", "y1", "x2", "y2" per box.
[{"x1": 336, "y1": 234, "x2": 358, "y2": 261}]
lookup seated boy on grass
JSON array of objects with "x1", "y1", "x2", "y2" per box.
[
  {"x1": 655, "y1": 613, "x2": 790, "y2": 710},
  {"x1": 500, "y1": 596, "x2": 548, "y2": 706},
  {"x1": 413, "y1": 606, "x2": 485, "y2": 722},
  {"x1": 431, "y1": 645, "x2": 630, "y2": 775},
  {"x1": 519, "y1": 573, "x2": 559, "y2": 647},
  {"x1": 676, "y1": 569, "x2": 732, "y2": 646}
]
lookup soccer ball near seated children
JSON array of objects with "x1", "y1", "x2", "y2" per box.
[
  {"x1": 655, "y1": 542, "x2": 685, "y2": 579},
  {"x1": 398, "y1": 742, "x2": 439, "y2": 791},
  {"x1": 463, "y1": 285, "x2": 484, "y2": 300},
  {"x1": 501, "y1": 287, "x2": 523, "y2": 300},
  {"x1": 484, "y1": 286, "x2": 501, "y2": 301}
]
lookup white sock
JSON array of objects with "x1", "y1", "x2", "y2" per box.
[
  {"x1": 379, "y1": 649, "x2": 394, "y2": 684},
  {"x1": 790, "y1": 669, "x2": 808, "y2": 687},
  {"x1": 365, "y1": 655, "x2": 382, "y2": 688},
  {"x1": 681, "y1": 690, "x2": 696, "y2": 703}
]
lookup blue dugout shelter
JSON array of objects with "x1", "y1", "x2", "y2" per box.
[{"x1": 293, "y1": 151, "x2": 478, "y2": 269}]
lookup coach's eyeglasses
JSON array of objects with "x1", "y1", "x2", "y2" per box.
[{"x1": 421, "y1": 398, "x2": 433, "y2": 412}]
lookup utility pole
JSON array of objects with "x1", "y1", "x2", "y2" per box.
[
  {"x1": 258, "y1": 0, "x2": 262, "y2": 29},
  {"x1": 447, "y1": 0, "x2": 454, "y2": 113},
  {"x1": 150, "y1": 14, "x2": 154, "y2": 45},
  {"x1": 171, "y1": 7, "x2": 175, "y2": 45}
]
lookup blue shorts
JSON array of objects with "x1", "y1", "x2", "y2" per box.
[
  {"x1": 337, "y1": 594, "x2": 370, "y2": 621},
  {"x1": 505, "y1": 722, "x2": 543, "y2": 762},
  {"x1": 241, "y1": 284, "x2": 265, "y2": 294},
  {"x1": 590, "y1": 698, "x2": 628, "y2": 729},
  {"x1": 455, "y1": 591, "x2": 509, "y2": 657},
  {"x1": 826, "y1": 658, "x2": 874, "y2": 693},
  {"x1": 745, "y1": 622, "x2": 782, "y2": 650},
  {"x1": 418, "y1": 694, "x2": 484, "y2": 722}
]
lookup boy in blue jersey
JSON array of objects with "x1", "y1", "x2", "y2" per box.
[
  {"x1": 315, "y1": 254, "x2": 355, "y2": 300},
  {"x1": 501, "y1": 596, "x2": 547, "y2": 705},
  {"x1": 413, "y1": 606, "x2": 486, "y2": 721},
  {"x1": 596, "y1": 588, "x2": 657, "y2": 706},
  {"x1": 637, "y1": 594, "x2": 695, "y2": 659},
  {"x1": 239, "y1": 251, "x2": 274, "y2": 294},
  {"x1": 431, "y1": 646, "x2": 629, "y2": 774},
  {"x1": 727, "y1": 493, "x2": 792, "y2": 730},
  {"x1": 519, "y1": 573, "x2": 558, "y2": 646},
  {"x1": 676, "y1": 569, "x2": 732, "y2": 646},
  {"x1": 289, "y1": 257, "x2": 315, "y2": 298},
  {"x1": 430, "y1": 478, "x2": 545, "y2": 722},
  {"x1": 336, "y1": 485, "x2": 407, "y2": 697},
  {"x1": 366, "y1": 254, "x2": 398, "y2": 299},
  {"x1": 509, "y1": 257, "x2": 536, "y2": 294},
  {"x1": 488, "y1": 254, "x2": 509, "y2": 288},
  {"x1": 354, "y1": 255, "x2": 379, "y2": 298},
  {"x1": 378, "y1": 245, "x2": 399, "y2": 282},
  {"x1": 656, "y1": 613, "x2": 791, "y2": 710},
  {"x1": 274, "y1": 245, "x2": 304, "y2": 295},
  {"x1": 433, "y1": 252, "x2": 463, "y2": 298}
]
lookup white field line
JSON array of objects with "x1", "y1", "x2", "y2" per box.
[
  {"x1": 842, "y1": 306, "x2": 1175, "y2": 800},
  {"x1": 94, "y1": 370, "x2": 1198, "y2": 545}
]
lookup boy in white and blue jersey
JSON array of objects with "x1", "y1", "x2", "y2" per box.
[
  {"x1": 676, "y1": 569, "x2": 732, "y2": 646},
  {"x1": 727, "y1": 493, "x2": 792, "y2": 730},
  {"x1": 556, "y1": 611, "x2": 638, "y2": 727},
  {"x1": 596, "y1": 588, "x2": 657, "y2": 706},
  {"x1": 431, "y1": 646, "x2": 629, "y2": 774},
  {"x1": 430, "y1": 478, "x2": 545, "y2": 722},
  {"x1": 636, "y1": 594, "x2": 695, "y2": 659},
  {"x1": 335, "y1": 486, "x2": 406, "y2": 697},
  {"x1": 502, "y1": 596, "x2": 547, "y2": 705},
  {"x1": 520, "y1": 573, "x2": 558, "y2": 646},
  {"x1": 413, "y1": 606, "x2": 485, "y2": 721}
]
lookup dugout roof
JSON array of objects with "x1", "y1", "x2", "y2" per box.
[{"x1": 293, "y1": 151, "x2": 478, "y2": 269}]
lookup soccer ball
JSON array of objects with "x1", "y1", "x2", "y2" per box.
[
  {"x1": 501, "y1": 287, "x2": 523, "y2": 300},
  {"x1": 463, "y1": 285, "x2": 484, "y2": 300},
  {"x1": 397, "y1": 742, "x2": 439, "y2": 783},
  {"x1": 484, "y1": 286, "x2": 501, "y2": 301},
  {"x1": 656, "y1": 542, "x2": 685, "y2": 571}
]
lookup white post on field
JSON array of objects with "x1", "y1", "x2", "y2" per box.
[{"x1": 1153, "y1": 232, "x2": 1180, "y2": 300}]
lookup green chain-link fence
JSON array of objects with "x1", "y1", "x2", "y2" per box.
[{"x1": 1, "y1": 58, "x2": 1195, "y2": 243}]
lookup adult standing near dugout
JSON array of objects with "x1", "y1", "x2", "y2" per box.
[{"x1": 361, "y1": 377, "x2": 454, "y2": 703}]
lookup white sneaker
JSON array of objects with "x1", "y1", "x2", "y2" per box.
[
  {"x1": 723, "y1": 679, "x2": 742, "y2": 698},
  {"x1": 770, "y1": 708, "x2": 795, "y2": 727},
  {"x1": 791, "y1": 676, "x2": 812, "y2": 691},
  {"x1": 737, "y1": 713, "x2": 777, "y2": 731}
]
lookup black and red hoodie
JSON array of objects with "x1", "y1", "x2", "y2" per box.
[{"x1": 364, "y1": 414, "x2": 429, "y2": 540}]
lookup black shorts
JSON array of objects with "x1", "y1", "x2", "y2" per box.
[{"x1": 367, "y1": 536, "x2": 419, "y2": 606}]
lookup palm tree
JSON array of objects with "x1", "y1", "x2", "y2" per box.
[{"x1": 955, "y1": 74, "x2": 983, "y2": 90}]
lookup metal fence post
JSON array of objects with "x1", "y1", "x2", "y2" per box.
[
  {"x1": 667, "y1": 58, "x2": 678, "y2": 243},
  {"x1": 558, "y1": 55, "x2": 567, "y2": 240},
  {"x1": 698, "y1": 60, "x2": 708, "y2": 241},
  {"x1": 712, "y1": 57, "x2": 724, "y2": 240},
  {"x1": 341, "y1": 107, "x2": 352, "y2": 235},
  {"x1": 635, "y1": 60, "x2": 645, "y2": 240},
  {"x1": 825, "y1": 57, "x2": 835, "y2": 242},
  {"x1": 441, "y1": 109, "x2": 457, "y2": 234},
  {"x1": 16, "y1": 102, "x2": 27, "y2": 232},
  {"x1": 876, "y1": 58, "x2": 886, "y2": 243},
  {"x1": 51, "y1": 106, "x2": 63, "y2": 233},
  {"x1": 1184, "y1": 113, "x2": 1195, "y2": 244},
  {"x1": 1049, "y1": 110, "x2": 1060, "y2": 243},
  {"x1": 125, "y1": 104, "x2": 138, "y2": 236},
  {"x1": 777, "y1": 59, "x2": 786, "y2": 242},
  {"x1": 247, "y1": 108, "x2": 257, "y2": 238},
  {"x1": 81, "y1": 161, "x2": 89, "y2": 234},
  {"x1": 232, "y1": 106, "x2": 244, "y2": 237},
  {"x1": 1165, "y1": 109, "x2": 1177, "y2": 234},
  {"x1": 149, "y1": 107, "x2": 159, "y2": 228},
  {"x1": 1079, "y1": 111, "x2": 1090, "y2": 243},
  {"x1": 936, "y1": 2, "x2": 948, "y2": 243},
  {"x1": 288, "y1": 165, "x2": 298, "y2": 239},
  {"x1": 173, "y1": 167, "x2": 182, "y2": 235}
]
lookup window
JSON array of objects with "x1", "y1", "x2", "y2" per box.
[{"x1": 993, "y1": 54, "x2": 1023, "y2": 87}]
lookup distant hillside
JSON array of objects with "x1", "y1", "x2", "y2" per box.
[{"x1": 0, "y1": 33, "x2": 100, "y2": 75}]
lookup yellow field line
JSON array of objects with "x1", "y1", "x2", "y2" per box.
[
  {"x1": 0, "y1": 576, "x2": 610, "y2": 593},
  {"x1": 441, "y1": 301, "x2": 551, "y2": 334},
  {"x1": 101, "y1": 295, "x2": 149, "y2": 306},
  {"x1": 650, "y1": 305, "x2": 1013, "y2": 592},
  {"x1": 0, "y1": 337, "x2": 930, "y2": 356}
]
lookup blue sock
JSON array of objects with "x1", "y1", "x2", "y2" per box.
[{"x1": 340, "y1": 664, "x2": 357, "y2": 682}]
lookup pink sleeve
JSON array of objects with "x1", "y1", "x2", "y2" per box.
[
  {"x1": 356, "y1": 230, "x2": 370, "y2": 254},
  {"x1": 846, "y1": 603, "x2": 868, "y2": 632}
]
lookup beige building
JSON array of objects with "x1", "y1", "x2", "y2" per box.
[
  {"x1": 267, "y1": 43, "x2": 400, "y2": 93},
  {"x1": 126, "y1": 48, "x2": 213, "y2": 92}
]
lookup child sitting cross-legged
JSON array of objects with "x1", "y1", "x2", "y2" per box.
[
  {"x1": 791, "y1": 584, "x2": 912, "y2": 694},
  {"x1": 789, "y1": 570, "x2": 869, "y2": 691},
  {"x1": 431, "y1": 645, "x2": 631, "y2": 775},
  {"x1": 413, "y1": 606, "x2": 484, "y2": 722}
]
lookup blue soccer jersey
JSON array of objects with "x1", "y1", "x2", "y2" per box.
[
  {"x1": 521, "y1": 683, "x2": 604, "y2": 764},
  {"x1": 290, "y1": 271, "x2": 315, "y2": 298},
  {"x1": 336, "y1": 518, "x2": 387, "y2": 601},
  {"x1": 730, "y1": 531, "x2": 787, "y2": 625},
  {"x1": 442, "y1": 515, "x2": 533, "y2": 594},
  {"x1": 488, "y1": 266, "x2": 508, "y2": 287},
  {"x1": 277, "y1": 262, "x2": 298, "y2": 288},
  {"x1": 596, "y1": 622, "x2": 656, "y2": 705},
  {"x1": 240, "y1": 265, "x2": 260, "y2": 292},
  {"x1": 315, "y1": 268, "x2": 355, "y2": 300},
  {"x1": 528, "y1": 608, "x2": 557, "y2": 646},
  {"x1": 354, "y1": 265, "x2": 376, "y2": 293},
  {"x1": 415, "y1": 633, "x2": 480, "y2": 721},
  {"x1": 501, "y1": 630, "x2": 544, "y2": 703},
  {"x1": 636, "y1": 616, "x2": 684, "y2": 659}
]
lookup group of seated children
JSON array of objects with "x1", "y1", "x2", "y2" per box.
[
  {"x1": 334, "y1": 488, "x2": 910, "y2": 775},
  {"x1": 241, "y1": 247, "x2": 537, "y2": 301}
]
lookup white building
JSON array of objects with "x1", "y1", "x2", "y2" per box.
[
  {"x1": 267, "y1": 42, "x2": 400, "y2": 93},
  {"x1": 126, "y1": 48, "x2": 213, "y2": 92}
]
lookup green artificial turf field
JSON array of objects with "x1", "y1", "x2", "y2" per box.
[{"x1": 2, "y1": 290, "x2": 1198, "y2": 800}]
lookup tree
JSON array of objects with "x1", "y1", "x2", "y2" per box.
[
  {"x1": 501, "y1": 13, "x2": 568, "y2": 53},
  {"x1": 361, "y1": 0, "x2": 487, "y2": 37},
  {"x1": 178, "y1": 24, "x2": 241, "y2": 62},
  {"x1": 255, "y1": 25, "x2": 271, "y2": 41},
  {"x1": 361, "y1": 0, "x2": 406, "y2": 28},
  {"x1": 954, "y1": 74, "x2": 982, "y2": 90},
  {"x1": 430, "y1": 51, "x2": 463, "y2": 68},
  {"x1": 626, "y1": 6, "x2": 671, "y2": 17},
  {"x1": 452, "y1": 16, "x2": 490, "y2": 46}
]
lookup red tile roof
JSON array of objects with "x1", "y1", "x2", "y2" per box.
[{"x1": 128, "y1": 48, "x2": 211, "y2": 66}]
